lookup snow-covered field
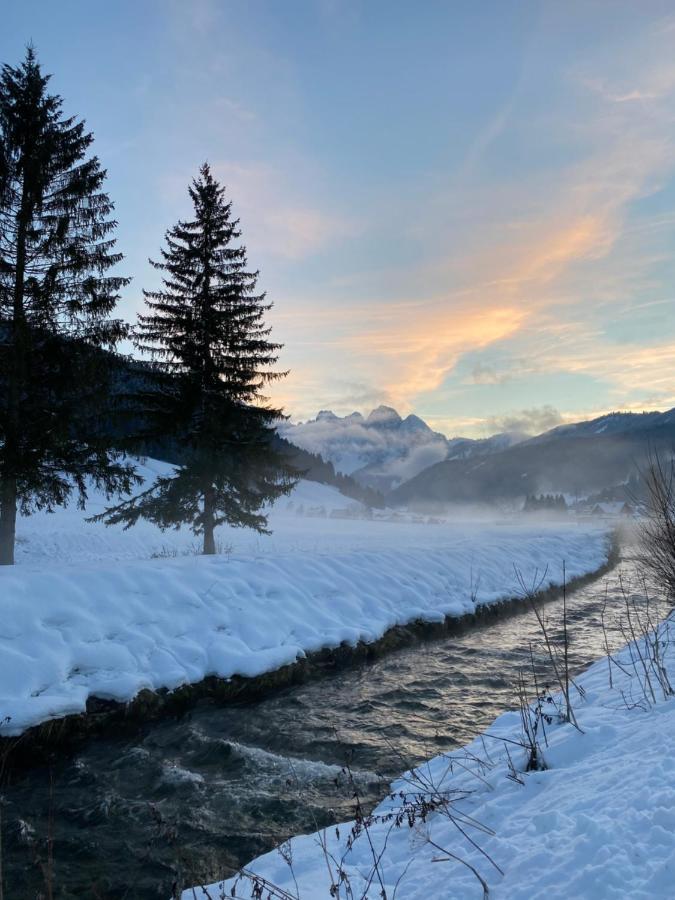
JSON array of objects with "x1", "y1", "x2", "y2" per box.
[
  {"x1": 0, "y1": 459, "x2": 610, "y2": 736},
  {"x1": 188, "y1": 614, "x2": 675, "y2": 900}
]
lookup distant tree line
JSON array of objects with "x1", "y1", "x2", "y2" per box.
[
  {"x1": 522, "y1": 493, "x2": 568, "y2": 513},
  {"x1": 0, "y1": 47, "x2": 327, "y2": 564}
]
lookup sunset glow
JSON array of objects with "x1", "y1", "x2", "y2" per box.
[{"x1": 5, "y1": 1, "x2": 675, "y2": 436}]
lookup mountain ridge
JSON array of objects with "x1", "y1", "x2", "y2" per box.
[
  {"x1": 279, "y1": 407, "x2": 524, "y2": 493},
  {"x1": 389, "y1": 406, "x2": 675, "y2": 507}
]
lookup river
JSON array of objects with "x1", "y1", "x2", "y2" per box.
[{"x1": 1, "y1": 548, "x2": 663, "y2": 898}]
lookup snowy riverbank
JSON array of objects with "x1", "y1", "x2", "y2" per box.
[
  {"x1": 188, "y1": 591, "x2": 675, "y2": 900},
  {"x1": 0, "y1": 460, "x2": 611, "y2": 736}
]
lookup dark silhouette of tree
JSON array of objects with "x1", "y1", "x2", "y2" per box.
[
  {"x1": 96, "y1": 164, "x2": 295, "y2": 553},
  {"x1": 523, "y1": 493, "x2": 568, "y2": 514},
  {"x1": 0, "y1": 48, "x2": 137, "y2": 565}
]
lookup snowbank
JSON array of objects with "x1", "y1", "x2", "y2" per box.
[
  {"x1": 0, "y1": 460, "x2": 610, "y2": 736},
  {"x1": 188, "y1": 613, "x2": 675, "y2": 900}
]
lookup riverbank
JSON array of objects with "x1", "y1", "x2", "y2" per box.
[
  {"x1": 188, "y1": 572, "x2": 675, "y2": 900},
  {"x1": 0, "y1": 533, "x2": 617, "y2": 768},
  {"x1": 2, "y1": 544, "x2": 638, "y2": 898},
  {"x1": 0, "y1": 464, "x2": 612, "y2": 754}
]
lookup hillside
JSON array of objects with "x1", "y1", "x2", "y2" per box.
[{"x1": 390, "y1": 409, "x2": 675, "y2": 508}]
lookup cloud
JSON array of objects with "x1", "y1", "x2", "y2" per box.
[
  {"x1": 159, "y1": 160, "x2": 356, "y2": 263},
  {"x1": 275, "y1": 54, "x2": 675, "y2": 419},
  {"x1": 214, "y1": 96, "x2": 258, "y2": 124},
  {"x1": 545, "y1": 334, "x2": 675, "y2": 404},
  {"x1": 275, "y1": 188, "x2": 649, "y2": 416},
  {"x1": 169, "y1": 0, "x2": 220, "y2": 36},
  {"x1": 382, "y1": 442, "x2": 449, "y2": 482},
  {"x1": 288, "y1": 14, "x2": 675, "y2": 429},
  {"x1": 485, "y1": 406, "x2": 564, "y2": 436},
  {"x1": 272, "y1": 363, "x2": 395, "y2": 423},
  {"x1": 612, "y1": 90, "x2": 659, "y2": 103},
  {"x1": 153, "y1": 5, "x2": 675, "y2": 437},
  {"x1": 470, "y1": 363, "x2": 511, "y2": 385},
  {"x1": 211, "y1": 161, "x2": 357, "y2": 260},
  {"x1": 329, "y1": 380, "x2": 394, "y2": 412},
  {"x1": 341, "y1": 303, "x2": 527, "y2": 403}
]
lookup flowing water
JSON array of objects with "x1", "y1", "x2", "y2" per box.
[{"x1": 1, "y1": 549, "x2": 665, "y2": 898}]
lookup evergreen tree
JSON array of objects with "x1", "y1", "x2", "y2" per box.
[
  {"x1": 97, "y1": 164, "x2": 295, "y2": 553},
  {"x1": 0, "y1": 48, "x2": 137, "y2": 565}
]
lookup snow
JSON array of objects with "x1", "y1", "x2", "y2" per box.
[
  {"x1": 7, "y1": 459, "x2": 352, "y2": 566},
  {"x1": 187, "y1": 605, "x2": 675, "y2": 900},
  {"x1": 0, "y1": 459, "x2": 610, "y2": 736}
]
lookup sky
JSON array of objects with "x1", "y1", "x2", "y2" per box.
[{"x1": 4, "y1": 1, "x2": 675, "y2": 438}]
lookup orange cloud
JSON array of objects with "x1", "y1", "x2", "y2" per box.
[
  {"x1": 270, "y1": 15, "x2": 675, "y2": 426},
  {"x1": 344, "y1": 304, "x2": 526, "y2": 402},
  {"x1": 272, "y1": 201, "x2": 628, "y2": 418}
]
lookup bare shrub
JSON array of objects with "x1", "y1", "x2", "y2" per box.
[
  {"x1": 611, "y1": 573, "x2": 674, "y2": 708},
  {"x1": 513, "y1": 564, "x2": 581, "y2": 731},
  {"x1": 637, "y1": 451, "x2": 675, "y2": 597},
  {"x1": 150, "y1": 541, "x2": 233, "y2": 560},
  {"x1": 194, "y1": 748, "x2": 501, "y2": 900}
]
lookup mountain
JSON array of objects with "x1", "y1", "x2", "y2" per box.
[
  {"x1": 279, "y1": 406, "x2": 524, "y2": 493},
  {"x1": 526, "y1": 409, "x2": 675, "y2": 442},
  {"x1": 279, "y1": 406, "x2": 444, "y2": 492},
  {"x1": 446, "y1": 431, "x2": 528, "y2": 461},
  {"x1": 390, "y1": 408, "x2": 675, "y2": 508}
]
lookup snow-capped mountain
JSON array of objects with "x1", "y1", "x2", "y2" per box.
[{"x1": 280, "y1": 406, "x2": 523, "y2": 492}]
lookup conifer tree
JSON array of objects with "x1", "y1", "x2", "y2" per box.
[
  {"x1": 97, "y1": 164, "x2": 295, "y2": 553},
  {"x1": 0, "y1": 48, "x2": 137, "y2": 565}
]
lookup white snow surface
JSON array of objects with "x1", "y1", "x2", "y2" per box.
[
  {"x1": 188, "y1": 618, "x2": 675, "y2": 900},
  {"x1": 0, "y1": 459, "x2": 610, "y2": 736}
]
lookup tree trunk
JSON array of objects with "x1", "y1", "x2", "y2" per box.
[
  {"x1": 203, "y1": 484, "x2": 216, "y2": 555},
  {"x1": 0, "y1": 182, "x2": 29, "y2": 567},
  {"x1": 0, "y1": 478, "x2": 17, "y2": 566}
]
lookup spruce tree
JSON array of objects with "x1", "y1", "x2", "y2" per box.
[
  {"x1": 97, "y1": 164, "x2": 295, "y2": 553},
  {"x1": 0, "y1": 48, "x2": 137, "y2": 565}
]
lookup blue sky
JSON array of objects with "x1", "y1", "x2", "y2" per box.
[{"x1": 4, "y1": 0, "x2": 675, "y2": 436}]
